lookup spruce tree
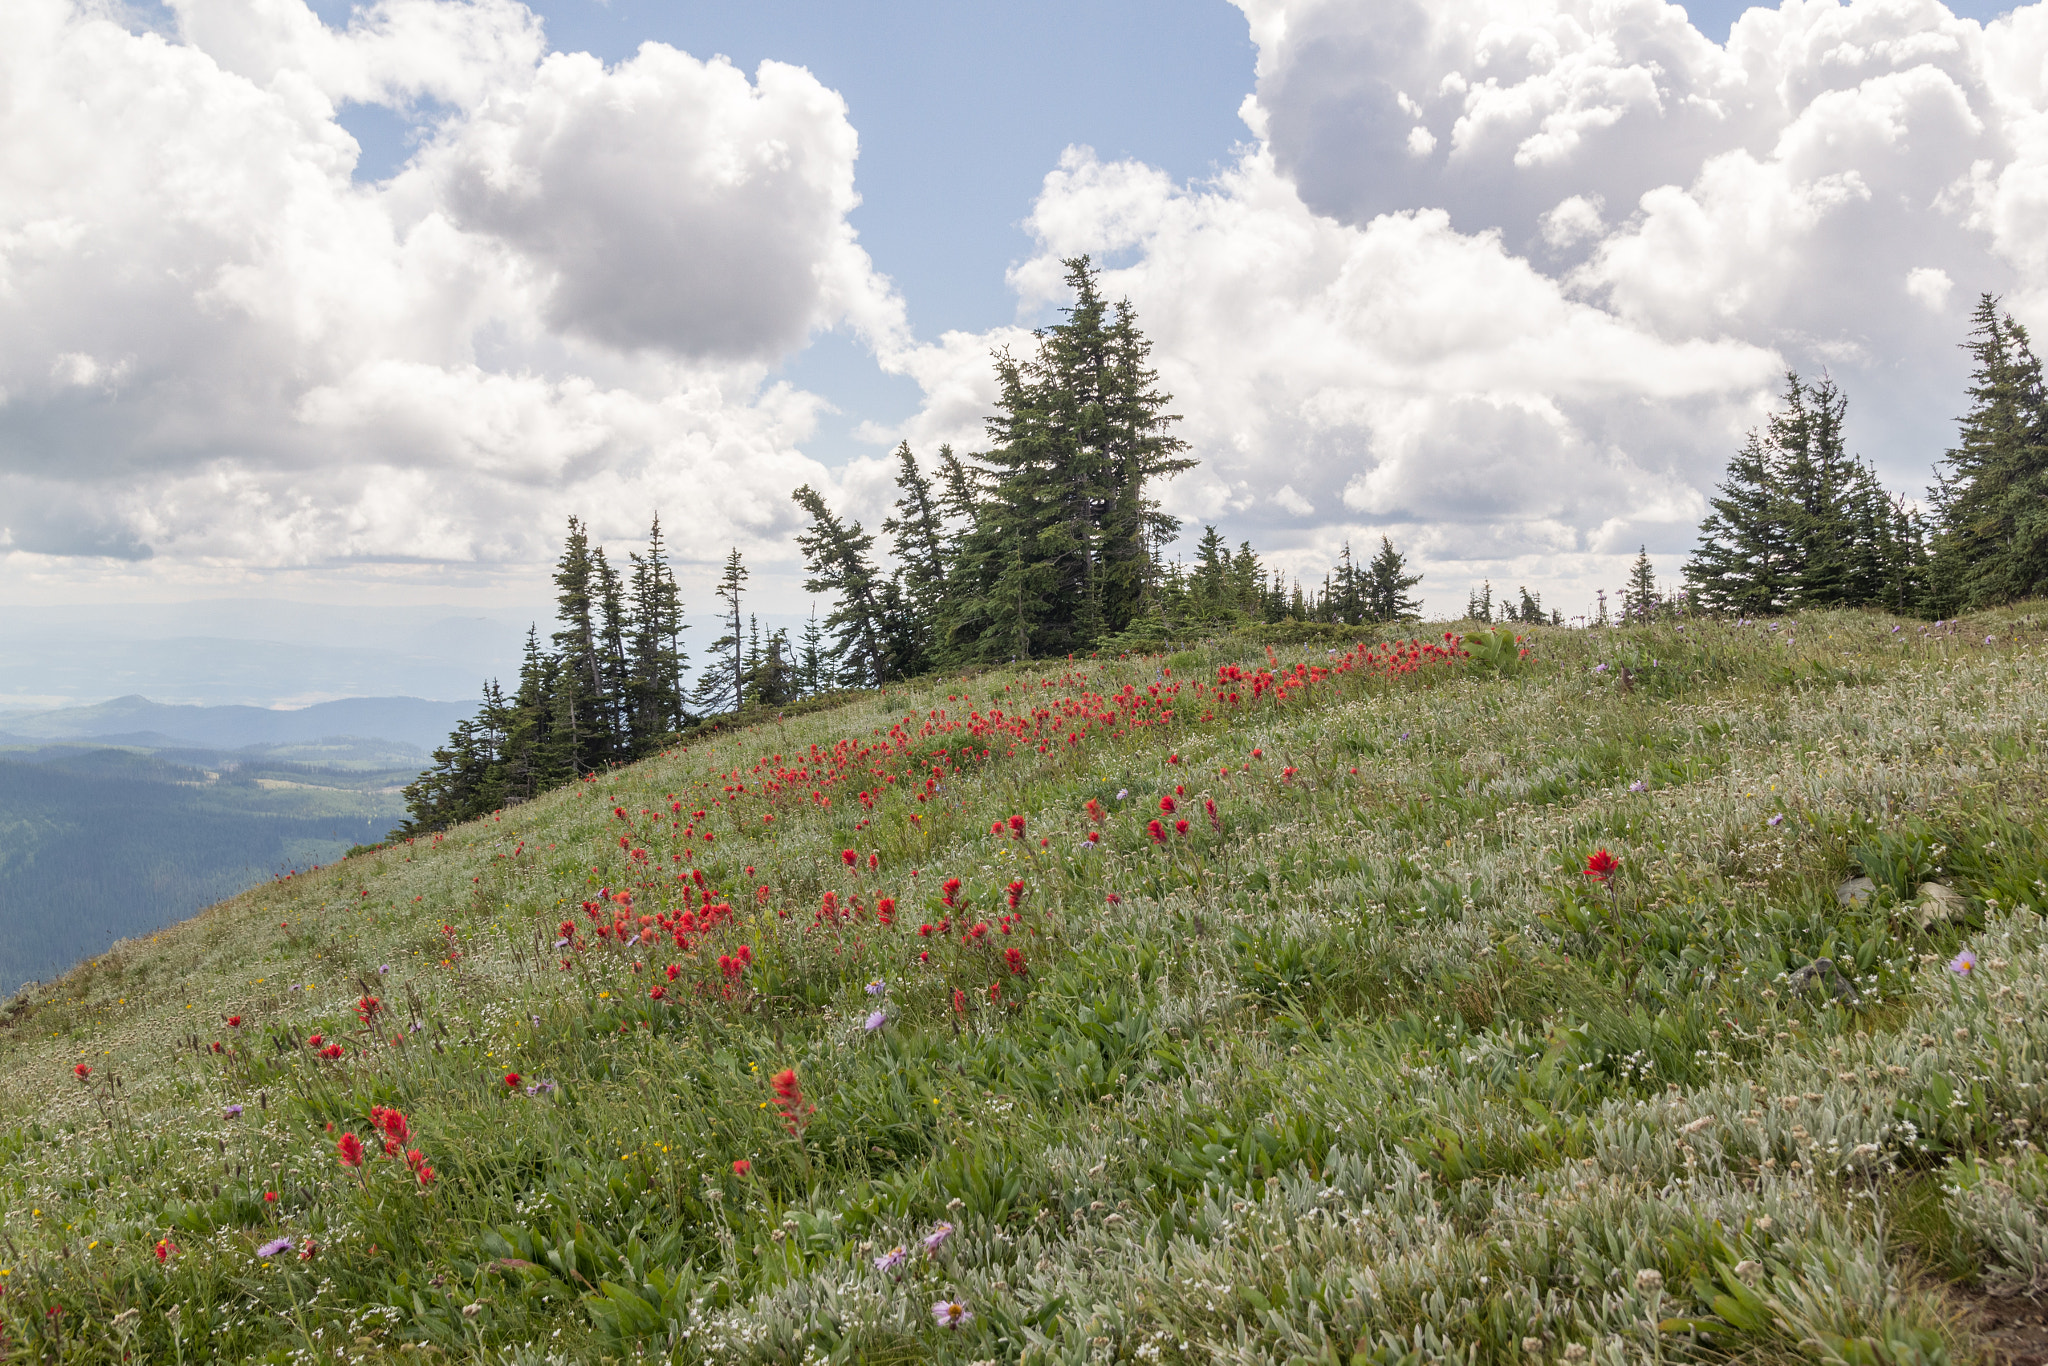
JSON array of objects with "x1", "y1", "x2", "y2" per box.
[
  {"x1": 1514, "y1": 585, "x2": 1543, "y2": 623},
  {"x1": 690, "y1": 548, "x2": 747, "y2": 715},
  {"x1": 1686, "y1": 428, "x2": 1789, "y2": 614},
  {"x1": 1927, "y1": 295, "x2": 2048, "y2": 613},
  {"x1": 1365, "y1": 536, "x2": 1423, "y2": 622},
  {"x1": 791, "y1": 485, "x2": 886, "y2": 684},
  {"x1": 1622, "y1": 547, "x2": 1658, "y2": 621},
  {"x1": 881, "y1": 443, "x2": 946, "y2": 675},
  {"x1": 548, "y1": 518, "x2": 610, "y2": 773},
  {"x1": 797, "y1": 605, "x2": 827, "y2": 697},
  {"x1": 626, "y1": 514, "x2": 687, "y2": 744},
  {"x1": 1464, "y1": 580, "x2": 1493, "y2": 623}
]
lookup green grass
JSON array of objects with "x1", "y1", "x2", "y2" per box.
[{"x1": 3, "y1": 610, "x2": 2047, "y2": 1364}]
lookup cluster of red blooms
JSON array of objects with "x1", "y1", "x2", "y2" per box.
[
  {"x1": 332, "y1": 1106, "x2": 434, "y2": 1184},
  {"x1": 770, "y1": 1067, "x2": 811, "y2": 1135},
  {"x1": 716, "y1": 945, "x2": 753, "y2": 979},
  {"x1": 307, "y1": 1033, "x2": 345, "y2": 1061},
  {"x1": 355, "y1": 995, "x2": 381, "y2": 1024},
  {"x1": 1583, "y1": 849, "x2": 1620, "y2": 883}
]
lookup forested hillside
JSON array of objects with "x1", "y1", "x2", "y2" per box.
[{"x1": 0, "y1": 744, "x2": 411, "y2": 991}]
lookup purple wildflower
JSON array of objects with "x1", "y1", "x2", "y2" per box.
[
  {"x1": 932, "y1": 1299, "x2": 973, "y2": 1329},
  {"x1": 1629, "y1": 781, "x2": 1646, "y2": 793},
  {"x1": 874, "y1": 1245, "x2": 907, "y2": 1272},
  {"x1": 223, "y1": 1103, "x2": 243, "y2": 1119},
  {"x1": 865, "y1": 1010, "x2": 888, "y2": 1032},
  {"x1": 257, "y1": 1237, "x2": 292, "y2": 1258},
  {"x1": 378, "y1": 964, "x2": 390, "y2": 974},
  {"x1": 866, "y1": 979, "x2": 887, "y2": 997},
  {"x1": 1767, "y1": 814, "x2": 1784, "y2": 826},
  {"x1": 1949, "y1": 948, "x2": 1977, "y2": 976},
  {"x1": 922, "y1": 1221, "x2": 955, "y2": 1254}
]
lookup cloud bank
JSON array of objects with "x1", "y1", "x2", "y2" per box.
[
  {"x1": 7, "y1": 0, "x2": 2048, "y2": 621},
  {"x1": 0, "y1": 0, "x2": 902, "y2": 578},
  {"x1": 880, "y1": 0, "x2": 2048, "y2": 614}
]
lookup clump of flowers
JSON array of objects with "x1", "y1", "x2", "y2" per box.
[{"x1": 1583, "y1": 849, "x2": 1619, "y2": 883}]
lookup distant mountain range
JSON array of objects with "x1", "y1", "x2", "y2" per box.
[{"x1": 0, "y1": 695, "x2": 474, "y2": 752}]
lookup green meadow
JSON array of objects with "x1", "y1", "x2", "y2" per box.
[{"x1": 2, "y1": 610, "x2": 2045, "y2": 1364}]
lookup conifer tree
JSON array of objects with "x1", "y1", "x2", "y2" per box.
[
  {"x1": 1464, "y1": 580, "x2": 1493, "y2": 623},
  {"x1": 797, "y1": 605, "x2": 827, "y2": 697},
  {"x1": 1927, "y1": 295, "x2": 2048, "y2": 613},
  {"x1": 690, "y1": 548, "x2": 747, "y2": 715},
  {"x1": 549, "y1": 517, "x2": 611, "y2": 773},
  {"x1": 791, "y1": 485, "x2": 886, "y2": 684},
  {"x1": 1687, "y1": 428, "x2": 1790, "y2": 614},
  {"x1": 1622, "y1": 548, "x2": 1659, "y2": 621},
  {"x1": 625, "y1": 514, "x2": 687, "y2": 743},
  {"x1": 1514, "y1": 585, "x2": 1543, "y2": 623},
  {"x1": 1365, "y1": 536, "x2": 1423, "y2": 622}
]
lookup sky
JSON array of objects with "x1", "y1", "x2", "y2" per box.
[{"x1": 2, "y1": 0, "x2": 2045, "y2": 699}]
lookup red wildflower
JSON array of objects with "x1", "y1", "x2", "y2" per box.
[
  {"x1": 337, "y1": 1132, "x2": 365, "y2": 1168},
  {"x1": 379, "y1": 1109, "x2": 410, "y2": 1144},
  {"x1": 1147, "y1": 819, "x2": 1167, "y2": 844},
  {"x1": 72, "y1": 1063, "x2": 89, "y2": 1080},
  {"x1": 1006, "y1": 879, "x2": 1026, "y2": 910},
  {"x1": 666, "y1": 963, "x2": 681, "y2": 980},
  {"x1": 988, "y1": 982, "x2": 1002, "y2": 1002},
  {"x1": 154, "y1": 1238, "x2": 175, "y2": 1264},
  {"x1": 953, "y1": 989, "x2": 967, "y2": 1014},
  {"x1": 263, "y1": 1190, "x2": 278, "y2": 1203},
  {"x1": 649, "y1": 985, "x2": 665, "y2": 1000},
  {"x1": 1005, "y1": 947, "x2": 1027, "y2": 975},
  {"x1": 842, "y1": 849, "x2": 858, "y2": 867},
  {"x1": 1159, "y1": 795, "x2": 1176, "y2": 814},
  {"x1": 1583, "y1": 849, "x2": 1620, "y2": 883},
  {"x1": 1174, "y1": 818, "x2": 1190, "y2": 837},
  {"x1": 1007, "y1": 814, "x2": 1026, "y2": 838},
  {"x1": 307, "y1": 1034, "x2": 323, "y2": 1049},
  {"x1": 732, "y1": 1158, "x2": 752, "y2": 1176},
  {"x1": 737, "y1": 944, "x2": 752, "y2": 965},
  {"x1": 320, "y1": 1044, "x2": 344, "y2": 1060},
  {"x1": 770, "y1": 1068, "x2": 811, "y2": 1134},
  {"x1": 504, "y1": 1071, "x2": 522, "y2": 1089},
  {"x1": 942, "y1": 877, "x2": 961, "y2": 907},
  {"x1": 225, "y1": 1015, "x2": 242, "y2": 1028}
]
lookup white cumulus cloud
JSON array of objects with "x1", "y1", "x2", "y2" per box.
[
  {"x1": 0, "y1": 0, "x2": 902, "y2": 582},
  {"x1": 877, "y1": 0, "x2": 2048, "y2": 617}
]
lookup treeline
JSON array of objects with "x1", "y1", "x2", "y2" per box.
[
  {"x1": 787, "y1": 257, "x2": 1428, "y2": 671},
  {"x1": 401, "y1": 257, "x2": 1437, "y2": 834},
  {"x1": 1679, "y1": 295, "x2": 2047, "y2": 619},
  {"x1": 396, "y1": 516, "x2": 689, "y2": 833}
]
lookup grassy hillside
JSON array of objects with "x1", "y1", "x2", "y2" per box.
[
  {"x1": 2, "y1": 612, "x2": 2046, "y2": 1364},
  {"x1": 0, "y1": 742, "x2": 416, "y2": 993}
]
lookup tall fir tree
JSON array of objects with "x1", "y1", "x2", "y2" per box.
[
  {"x1": 625, "y1": 513, "x2": 687, "y2": 744},
  {"x1": 1364, "y1": 536, "x2": 1423, "y2": 622},
  {"x1": 791, "y1": 485, "x2": 887, "y2": 684},
  {"x1": 690, "y1": 548, "x2": 748, "y2": 715},
  {"x1": 1927, "y1": 295, "x2": 2048, "y2": 613},
  {"x1": 548, "y1": 517, "x2": 611, "y2": 774},
  {"x1": 1689, "y1": 371, "x2": 1923, "y2": 615},
  {"x1": 1621, "y1": 547, "x2": 1659, "y2": 620}
]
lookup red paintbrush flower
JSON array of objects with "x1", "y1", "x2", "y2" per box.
[
  {"x1": 1583, "y1": 849, "x2": 1620, "y2": 883},
  {"x1": 337, "y1": 1132, "x2": 365, "y2": 1168}
]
